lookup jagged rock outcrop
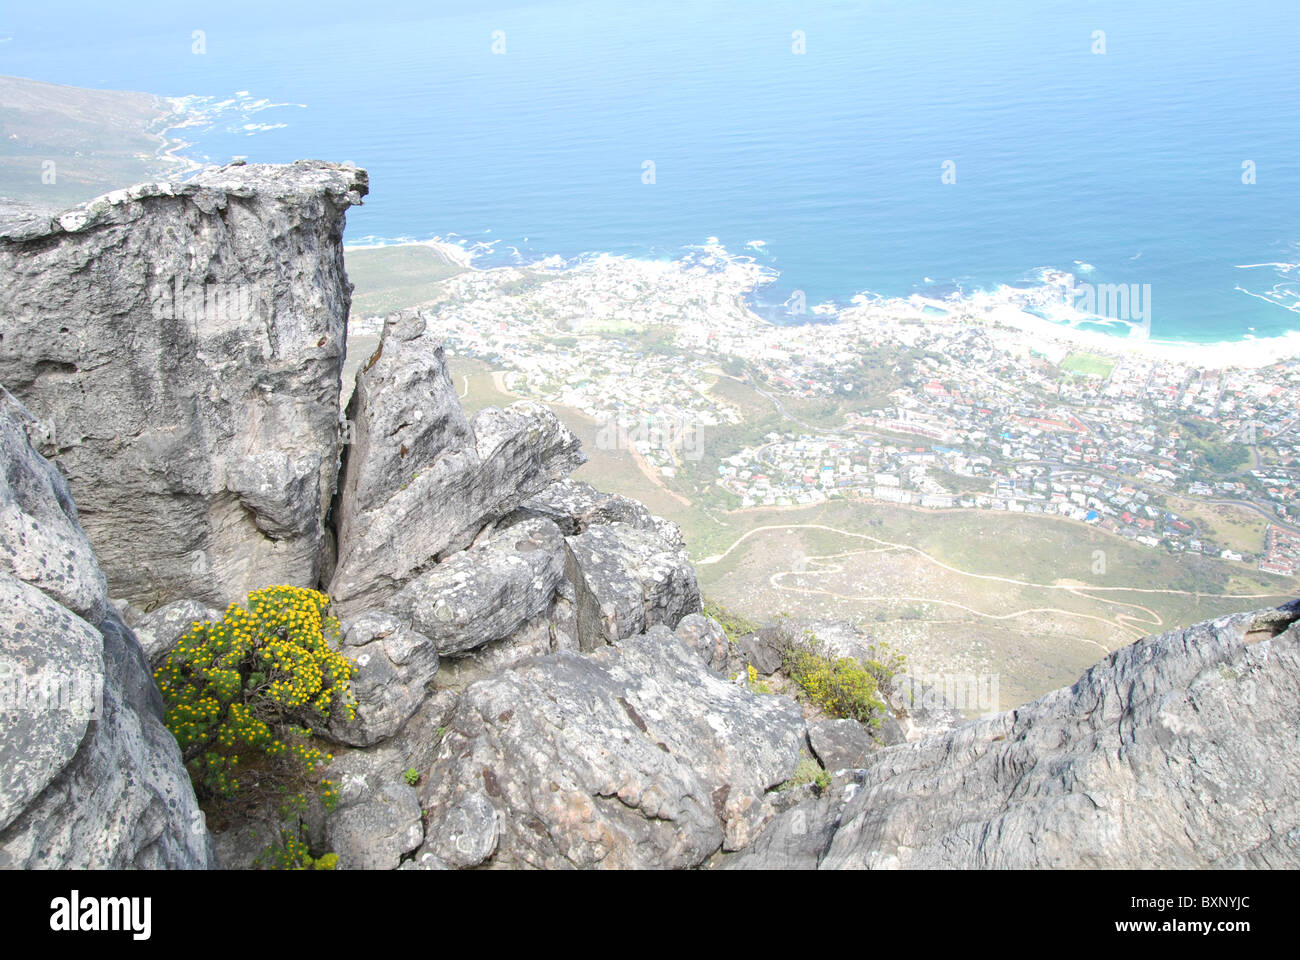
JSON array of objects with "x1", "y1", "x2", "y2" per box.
[
  {"x1": 415, "y1": 627, "x2": 807, "y2": 868},
  {"x1": 723, "y1": 600, "x2": 1300, "y2": 869},
  {"x1": 0, "y1": 160, "x2": 368, "y2": 609},
  {"x1": 0, "y1": 389, "x2": 212, "y2": 868},
  {"x1": 329, "y1": 312, "x2": 585, "y2": 615},
  {"x1": 327, "y1": 308, "x2": 700, "y2": 703},
  {"x1": 506, "y1": 478, "x2": 655, "y2": 535}
]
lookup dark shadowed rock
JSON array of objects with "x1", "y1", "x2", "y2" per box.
[
  {"x1": 807, "y1": 717, "x2": 878, "y2": 772},
  {"x1": 0, "y1": 161, "x2": 368, "y2": 608},
  {"x1": 738, "y1": 626, "x2": 791, "y2": 676},
  {"x1": 0, "y1": 393, "x2": 211, "y2": 868}
]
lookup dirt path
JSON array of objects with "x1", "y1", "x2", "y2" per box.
[
  {"x1": 703, "y1": 522, "x2": 1292, "y2": 648},
  {"x1": 766, "y1": 547, "x2": 1142, "y2": 653},
  {"x1": 700, "y1": 522, "x2": 1290, "y2": 599}
]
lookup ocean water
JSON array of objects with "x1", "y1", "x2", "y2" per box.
[{"x1": 3, "y1": 0, "x2": 1299, "y2": 344}]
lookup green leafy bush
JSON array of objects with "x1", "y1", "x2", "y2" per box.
[{"x1": 783, "y1": 633, "x2": 906, "y2": 730}]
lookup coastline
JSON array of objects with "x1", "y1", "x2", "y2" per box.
[
  {"x1": 0, "y1": 74, "x2": 201, "y2": 207},
  {"x1": 843, "y1": 293, "x2": 1300, "y2": 371},
  {"x1": 343, "y1": 236, "x2": 476, "y2": 268},
  {"x1": 148, "y1": 98, "x2": 204, "y2": 180},
  {"x1": 345, "y1": 237, "x2": 1300, "y2": 373},
  {"x1": 81, "y1": 81, "x2": 1300, "y2": 373}
]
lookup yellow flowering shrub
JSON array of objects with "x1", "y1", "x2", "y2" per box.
[{"x1": 155, "y1": 585, "x2": 357, "y2": 802}]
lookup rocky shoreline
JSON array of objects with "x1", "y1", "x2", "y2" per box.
[{"x1": 1, "y1": 161, "x2": 1296, "y2": 869}]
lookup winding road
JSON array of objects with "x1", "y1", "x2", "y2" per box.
[{"x1": 699, "y1": 522, "x2": 1296, "y2": 649}]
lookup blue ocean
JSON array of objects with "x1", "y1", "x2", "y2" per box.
[{"x1": 3, "y1": 0, "x2": 1298, "y2": 343}]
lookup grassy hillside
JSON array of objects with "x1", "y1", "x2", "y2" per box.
[{"x1": 0, "y1": 74, "x2": 189, "y2": 208}]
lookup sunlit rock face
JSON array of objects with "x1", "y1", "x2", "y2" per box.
[{"x1": 0, "y1": 160, "x2": 368, "y2": 608}]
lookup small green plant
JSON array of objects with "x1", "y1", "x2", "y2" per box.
[
  {"x1": 702, "y1": 598, "x2": 758, "y2": 643},
  {"x1": 404, "y1": 767, "x2": 421, "y2": 787},
  {"x1": 254, "y1": 793, "x2": 340, "y2": 870},
  {"x1": 784, "y1": 632, "x2": 904, "y2": 731},
  {"x1": 776, "y1": 755, "x2": 831, "y2": 793}
]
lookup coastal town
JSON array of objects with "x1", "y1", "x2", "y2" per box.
[{"x1": 396, "y1": 249, "x2": 1300, "y2": 578}]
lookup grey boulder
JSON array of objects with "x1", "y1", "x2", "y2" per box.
[
  {"x1": 0, "y1": 392, "x2": 211, "y2": 868},
  {"x1": 327, "y1": 611, "x2": 440, "y2": 748},
  {"x1": 132, "y1": 597, "x2": 223, "y2": 666},
  {"x1": 323, "y1": 754, "x2": 424, "y2": 870},
  {"x1": 416, "y1": 627, "x2": 807, "y2": 868},
  {"x1": 386, "y1": 518, "x2": 568, "y2": 657},
  {"x1": 507, "y1": 478, "x2": 654, "y2": 536},
  {"x1": 565, "y1": 521, "x2": 701, "y2": 650}
]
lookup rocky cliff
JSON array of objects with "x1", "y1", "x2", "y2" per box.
[
  {"x1": 1, "y1": 162, "x2": 1296, "y2": 871},
  {"x1": 0, "y1": 160, "x2": 367, "y2": 609},
  {"x1": 723, "y1": 601, "x2": 1300, "y2": 869},
  {"x1": 0, "y1": 387, "x2": 211, "y2": 868}
]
